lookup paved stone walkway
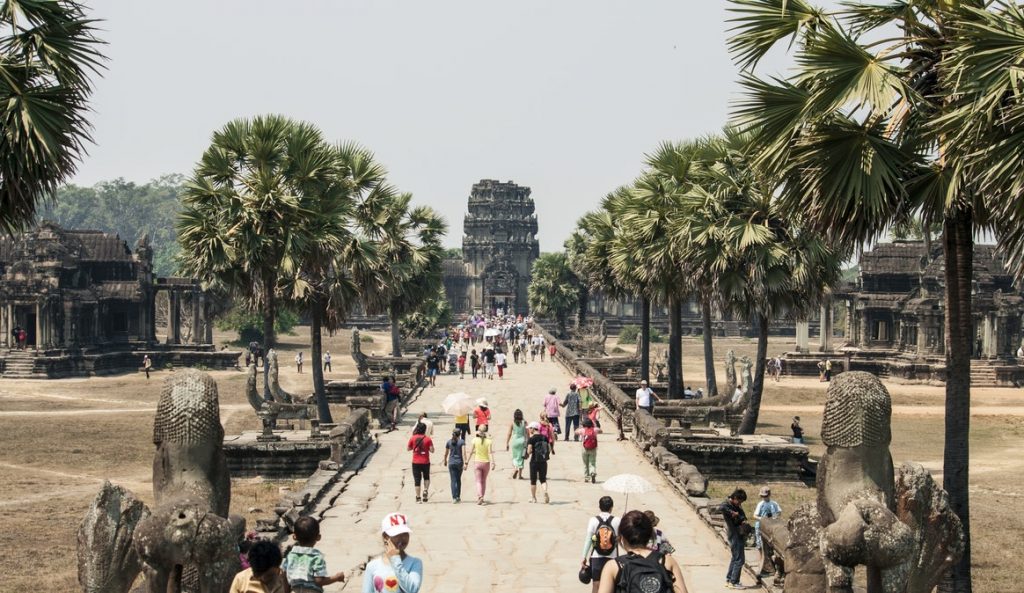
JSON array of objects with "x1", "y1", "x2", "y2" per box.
[{"x1": 319, "y1": 356, "x2": 746, "y2": 592}]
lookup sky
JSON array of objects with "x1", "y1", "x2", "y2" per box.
[{"x1": 75, "y1": 0, "x2": 836, "y2": 251}]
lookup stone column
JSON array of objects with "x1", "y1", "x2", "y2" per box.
[
  {"x1": 981, "y1": 314, "x2": 993, "y2": 358},
  {"x1": 796, "y1": 320, "x2": 809, "y2": 353},
  {"x1": 1, "y1": 302, "x2": 7, "y2": 348},
  {"x1": 859, "y1": 311, "x2": 870, "y2": 347},
  {"x1": 191, "y1": 289, "x2": 201, "y2": 344},
  {"x1": 170, "y1": 290, "x2": 181, "y2": 345},
  {"x1": 917, "y1": 314, "x2": 928, "y2": 355},
  {"x1": 818, "y1": 301, "x2": 833, "y2": 352},
  {"x1": 35, "y1": 301, "x2": 42, "y2": 352}
]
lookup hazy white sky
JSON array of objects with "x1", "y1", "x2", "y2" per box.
[{"x1": 76, "y1": 0, "x2": 835, "y2": 250}]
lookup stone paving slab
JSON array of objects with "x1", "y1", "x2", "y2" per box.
[{"x1": 316, "y1": 357, "x2": 758, "y2": 592}]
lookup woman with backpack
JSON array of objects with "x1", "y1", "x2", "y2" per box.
[
  {"x1": 577, "y1": 417, "x2": 601, "y2": 483},
  {"x1": 525, "y1": 422, "x2": 550, "y2": 503},
  {"x1": 598, "y1": 510, "x2": 688, "y2": 593},
  {"x1": 537, "y1": 412, "x2": 557, "y2": 456},
  {"x1": 505, "y1": 409, "x2": 528, "y2": 480}
]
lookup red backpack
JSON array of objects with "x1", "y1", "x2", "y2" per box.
[{"x1": 582, "y1": 427, "x2": 598, "y2": 450}]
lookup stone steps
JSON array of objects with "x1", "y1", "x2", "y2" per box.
[{"x1": 2, "y1": 351, "x2": 42, "y2": 378}]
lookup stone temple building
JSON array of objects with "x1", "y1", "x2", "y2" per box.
[
  {"x1": 443, "y1": 180, "x2": 539, "y2": 315},
  {"x1": 0, "y1": 222, "x2": 238, "y2": 378},
  {"x1": 787, "y1": 240, "x2": 1024, "y2": 385}
]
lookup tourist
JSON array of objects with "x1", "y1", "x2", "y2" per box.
[
  {"x1": 457, "y1": 351, "x2": 466, "y2": 379},
  {"x1": 731, "y1": 385, "x2": 745, "y2": 405},
  {"x1": 470, "y1": 425, "x2": 496, "y2": 505},
  {"x1": 790, "y1": 416, "x2": 804, "y2": 444},
  {"x1": 495, "y1": 348, "x2": 507, "y2": 379},
  {"x1": 586, "y1": 401, "x2": 603, "y2": 431},
  {"x1": 283, "y1": 516, "x2": 346, "y2": 591},
  {"x1": 295, "y1": 351, "x2": 303, "y2": 374},
  {"x1": 425, "y1": 349, "x2": 440, "y2": 387},
  {"x1": 18, "y1": 327, "x2": 27, "y2": 350},
  {"x1": 683, "y1": 385, "x2": 694, "y2": 399},
  {"x1": 447, "y1": 349, "x2": 458, "y2": 375},
  {"x1": 483, "y1": 346, "x2": 496, "y2": 380},
  {"x1": 470, "y1": 349, "x2": 480, "y2": 379},
  {"x1": 10, "y1": 325, "x2": 19, "y2": 350},
  {"x1": 597, "y1": 510, "x2": 687, "y2": 593},
  {"x1": 719, "y1": 488, "x2": 750, "y2": 589},
  {"x1": 753, "y1": 486, "x2": 782, "y2": 577},
  {"x1": 824, "y1": 358, "x2": 833, "y2": 381},
  {"x1": 505, "y1": 408, "x2": 528, "y2": 479},
  {"x1": 548, "y1": 340, "x2": 557, "y2": 361},
  {"x1": 436, "y1": 343, "x2": 447, "y2": 373},
  {"x1": 577, "y1": 416, "x2": 601, "y2": 483},
  {"x1": 362, "y1": 512, "x2": 423, "y2": 593},
  {"x1": 512, "y1": 341, "x2": 521, "y2": 364},
  {"x1": 443, "y1": 428, "x2": 467, "y2": 503},
  {"x1": 473, "y1": 398, "x2": 491, "y2": 432},
  {"x1": 543, "y1": 387, "x2": 562, "y2": 435},
  {"x1": 230, "y1": 540, "x2": 289, "y2": 593},
  {"x1": 581, "y1": 496, "x2": 621, "y2": 593},
  {"x1": 538, "y1": 335, "x2": 547, "y2": 361},
  {"x1": 774, "y1": 355, "x2": 784, "y2": 381},
  {"x1": 518, "y1": 336, "x2": 528, "y2": 363},
  {"x1": 694, "y1": 388, "x2": 704, "y2": 400},
  {"x1": 143, "y1": 354, "x2": 152, "y2": 380},
  {"x1": 537, "y1": 412, "x2": 557, "y2": 455},
  {"x1": 526, "y1": 421, "x2": 550, "y2": 503},
  {"x1": 382, "y1": 376, "x2": 401, "y2": 431},
  {"x1": 635, "y1": 380, "x2": 662, "y2": 415},
  {"x1": 561, "y1": 383, "x2": 582, "y2": 441},
  {"x1": 408, "y1": 422, "x2": 434, "y2": 503},
  {"x1": 416, "y1": 412, "x2": 433, "y2": 436},
  {"x1": 1017, "y1": 345, "x2": 1024, "y2": 358},
  {"x1": 643, "y1": 510, "x2": 675, "y2": 555},
  {"x1": 322, "y1": 350, "x2": 331, "y2": 373}
]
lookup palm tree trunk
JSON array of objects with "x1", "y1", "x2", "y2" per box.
[
  {"x1": 939, "y1": 211, "x2": 973, "y2": 593},
  {"x1": 310, "y1": 300, "x2": 332, "y2": 424},
  {"x1": 737, "y1": 313, "x2": 769, "y2": 435},
  {"x1": 262, "y1": 275, "x2": 276, "y2": 401},
  {"x1": 390, "y1": 309, "x2": 402, "y2": 357},
  {"x1": 640, "y1": 297, "x2": 651, "y2": 383},
  {"x1": 577, "y1": 284, "x2": 589, "y2": 328},
  {"x1": 668, "y1": 297, "x2": 683, "y2": 398},
  {"x1": 702, "y1": 296, "x2": 718, "y2": 396}
]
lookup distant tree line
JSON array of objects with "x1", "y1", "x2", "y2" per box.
[{"x1": 38, "y1": 175, "x2": 185, "y2": 277}]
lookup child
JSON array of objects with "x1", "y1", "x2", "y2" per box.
[
  {"x1": 457, "y1": 351, "x2": 466, "y2": 380},
  {"x1": 283, "y1": 516, "x2": 345, "y2": 592},
  {"x1": 230, "y1": 540, "x2": 288, "y2": 593}
]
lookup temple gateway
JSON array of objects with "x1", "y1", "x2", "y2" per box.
[
  {"x1": 443, "y1": 179, "x2": 539, "y2": 315},
  {"x1": 0, "y1": 222, "x2": 238, "y2": 378}
]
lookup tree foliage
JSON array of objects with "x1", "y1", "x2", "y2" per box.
[
  {"x1": 527, "y1": 252, "x2": 580, "y2": 337},
  {"x1": 0, "y1": 0, "x2": 105, "y2": 234}
]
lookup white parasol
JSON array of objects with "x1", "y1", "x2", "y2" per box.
[
  {"x1": 441, "y1": 392, "x2": 476, "y2": 416},
  {"x1": 602, "y1": 473, "x2": 656, "y2": 509},
  {"x1": 484, "y1": 328, "x2": 501, "y2": 337}
]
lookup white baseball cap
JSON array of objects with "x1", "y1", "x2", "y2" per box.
[
  {"x1": 528, "y1": 421, "x2": 541, "y2": 430},
  {"x1": 381, "y1": 512, "x2": 411, "y2": 537}
]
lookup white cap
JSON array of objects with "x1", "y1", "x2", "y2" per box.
[
  {"x1": 528, "y1": 421, "x2": 541, "y2": 430},
  {"x1": 381, "y1": 512, "x2": 411, "y2": 537},
  {"x1": 477, "y1": 398, "x2": 488, "y2": 406},
  {"x1": 640, "y1": 379, "x2": 648, "y2": 385}
]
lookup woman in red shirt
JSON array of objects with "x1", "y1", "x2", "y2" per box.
[
  {"x1": 474, "y1": 399, "x2": 491, "y2": 432},
  {"x1": 408, "y1": 422, "x2": 434, "y2": 503}
]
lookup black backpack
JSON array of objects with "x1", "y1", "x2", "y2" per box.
[
  {"x1": 614, "y1": 551, "x2": 674, "y2": 593},
  {"x1": 530, "y1": 438, "x2": 549, "y2": 463}
]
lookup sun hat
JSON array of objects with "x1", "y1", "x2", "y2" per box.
[
  {"x1": 381, "y1": 512, "x2": 411, "y2": 537},
  {"x1": 477, "y1": 398, "x2": 488, "y2": 407},
  {"x1": 640, "y1": 379, "x2": 648, "y2": 385},
  {"x1": 528, "y1": 421, "x2": 541, "y2": 430},
  {"x1": 759, "y1": 487, "x2": 771, "y2": 497},
  {"x1": 549, "y1": 387, "x2": 557, "y2": 394}
]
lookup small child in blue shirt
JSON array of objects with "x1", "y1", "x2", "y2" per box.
[{"x1": 283, "y1": 516, "x2": 345, "y2": 593}]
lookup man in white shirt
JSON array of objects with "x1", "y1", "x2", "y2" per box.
[
  {"x1": 416, "y1": 412, "x2": 434, "y2": 436},
  {"x1": 635, "y1": 379, "x2": 662, "y2": 414},
  {"x1": 581, "y1": 495, "x2": 621, "y2": 593},
  {"x1": 495, "y1": 350, "x2": 507, "y2": 380}
]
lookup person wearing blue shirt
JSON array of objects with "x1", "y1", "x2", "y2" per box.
[{"x1": 362, "y1": 513, "x2": 422, "y2": 593}]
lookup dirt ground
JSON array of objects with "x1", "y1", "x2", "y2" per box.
[{"x1": 0, "y1": 331, "x2": 1019, "y2": 591}]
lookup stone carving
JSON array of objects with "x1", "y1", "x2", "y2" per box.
[
  {"x1": 739, "y1": 356, "x2": 753, "y2": 394},
  {"x1": 266, "y1": 349, "x2": 294, "y2": 403},
  {"x1": 765, "y1": 372, "x2": 963, "y2": 593},
  {"x1": 244, "y1": 361, "x2": 316, "y2": 424},
  {"x1": 724, "y1": 349, "x2": 737, "y2": 396},
  {"x1": 77, "y1": 370, "x2": 246, "y2": 593},
  {"x1": 351, "y1": 328, "x2": 370, "y2": 380}
]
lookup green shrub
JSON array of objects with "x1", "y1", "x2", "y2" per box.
[
  {"x1": 215, "y1": 305, "x2": 299, "y2": 343},
  {"x1": 619, "y1": 324, "x2": 640, "y2": 344},
  {"x1": 650, "y1": 327, "x2": 665, "y2": 343},
  {"x1": 360, "y1": 334, "x2": 375, "y2": 343}
]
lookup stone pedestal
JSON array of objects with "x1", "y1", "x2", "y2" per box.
[{"x1": 796, "y1": 321, "x2": 810, "y2": 353}]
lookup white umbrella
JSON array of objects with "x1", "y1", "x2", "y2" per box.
[
  {"x1": 484, "y1": 328, "x2": 501, "y2": 337},
  {"x1": 441, "y1": 392, "x2": 475, "y2": 416},
  {"x1": 602, "y1": 473, "x2": 656, "y2": 509}
]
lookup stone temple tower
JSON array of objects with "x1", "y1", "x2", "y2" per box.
[{"x1": 458, "y1": 179, "x2": 539, "y2": 315}]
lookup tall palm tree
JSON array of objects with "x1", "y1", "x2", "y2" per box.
[
  {"x1": 527, "y1": 252, "x2": 580, "y2": 337},
  {"x1": 563, "y1": 229, "x2": 591, "y2": 328},
  {"x1": 727, "y1": 2, "x2": 1000, "y2": 588},
  {"x1": 178, "y1": 115, "x2": 337, "y2": 398},
  {"x1": 0, "y1": 0, "x2": 104, "y2": 234}
]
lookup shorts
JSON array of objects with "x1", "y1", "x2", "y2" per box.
[
  {"x1": 412, "y1": 462, "x2": 430, "y2": 486},
  {"x1": 529, "y1": 460, "x2": 547, "y2": 485},
  {"x1": 590, "y1": 556, "x2": 613, "y2": 581},
  {"x1": 427, "y1": 368, "x2": 438, "y2": 377}
]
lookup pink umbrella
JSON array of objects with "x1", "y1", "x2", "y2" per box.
[{"x1": 575, "y1": 376, "x2": 594, "y2": 389}]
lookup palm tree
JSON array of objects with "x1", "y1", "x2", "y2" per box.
[
  {"x1": 727, "y1": 2, "x2": 1003, "y2": 587},
  {"x1": 1, "y1": 0, "x2": 104, "y2": 233},
  {"x1": 527, "y1": 252, "x2": 580, "y2": 337},
  {"x1": 178, "y1": 115, "x2": 338, "y2": 398},
  {"x1": 563, "y1": 229, "x2": 591, "y2": 328}
]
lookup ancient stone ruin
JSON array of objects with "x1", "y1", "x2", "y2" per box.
[
  {"x1": 78, "y1": 370, "x2": 245, "y2": 593},
  {"x1": 0, "y1": 222, "x2": 237, "y2": 377},
  {"x1": 760, "y1": 371, "x2": 964, "y2": 593}
]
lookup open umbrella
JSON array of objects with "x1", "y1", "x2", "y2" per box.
[
  {"x1": 442, "y1": 392, "x2": 475, "y2": 416},
  {"x1": 484, "y1": 328, "x2": 501, "y2": 337},
  {"x1": 602, "y1": 473, "x2": 656, "y2": 509}
]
